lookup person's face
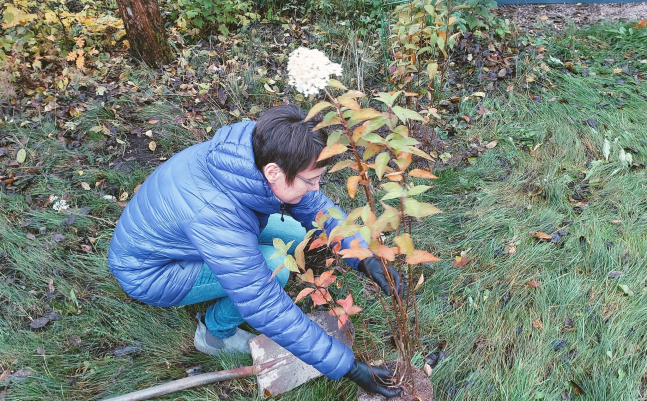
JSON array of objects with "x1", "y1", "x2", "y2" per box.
[{"x1": 263, "y1": 163, "x2": 326, "y2": 204}]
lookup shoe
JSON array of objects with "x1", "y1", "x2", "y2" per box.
[{"x1": 194, "y1": 313, "x2": 256, "y2": 356}]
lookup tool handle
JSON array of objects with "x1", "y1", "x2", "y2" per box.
[{"x1": 102, "y1": 358, "x2": 285, "y2": 401}]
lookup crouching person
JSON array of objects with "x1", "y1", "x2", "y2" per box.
[{"x1": 108, "y1": 105, "x2": 403, "y2": 398}]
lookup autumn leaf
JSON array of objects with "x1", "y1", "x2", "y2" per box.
[
  {"x1": 305, "y1": 101, "x2": 333, "y2": 121},
  {"x1": 298, "y1": 269, "x2": 314, "y2": 283},
  {"x1": 408, "y1": 169, "x2": 437, "y2": 179},
  {"x1": 530, "y1": 231, "x2": 552, "y2": 240},
  {"x1": 295, "y1": 288, "x2": 315, "y2": 303},
  {"x1": 347, "y1": 176, "x2": 361, "y2": 198},
  {"x1": 635, "y1": 19, "x2": 647, "y2": 29},
  {"x1": 373, "y1": 245, "x2": 397, "y2": 262},
  {"x1": 406, "y1": 250, "x2": 440, "y2": 264},
  {"x1": 394, "y1": 234, "x2": 414, "y2": 256},
  {"x1": 314, "y1": 270, "x2": 337, "y2": 287},
  {"x1": 527, "y1": 280, "x2": 540, "y2": 288},
  {"x1": 453, "y1": 256, "x2": 469, "y2": 267},
  {"x1": 338, "y1": 247, "x2": 373, "y2": 260},
  {"x1": 308, "y1": 238, "x2": 327, "y2": 251},
  {"x1": 310, "y1": 289, "x2": 332, "y2": 306},
  {"x1": 318, "y1": 143, "x2": 347, "y2": 161}
]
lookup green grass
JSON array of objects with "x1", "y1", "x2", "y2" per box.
[{"x1": 2, "y1": 21, "x2": 647, "y2": 401}]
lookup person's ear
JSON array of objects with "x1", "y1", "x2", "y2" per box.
[{"x1": 263, "y1": 163, "x2": 283, "y2": 185}]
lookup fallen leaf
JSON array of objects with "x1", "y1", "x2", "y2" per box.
[
  {"x1": 423, "y1": 363, "x2": 432, "y2": 376},
  {"x1": 635, "y1": 19, "x2": 647, "y2": 29},
  {"x1": 81, "y1": 182, "x2": 91, "y2": 191},
  {"x1": 527, "y1": 280, "x2": 540, "y2": 288},
  {"x1": 148, "y1": 141, "x2": 157, "y2": 151},
  {"x1": 453, "y1": 256, "x2": 469, "y2": 268},
  {"x1": 607, "y1": 270, "x2": 622, "y2": 278},
  {"x1": 414, "y1": 273, "x2": 424, "y2": 291},
  {"x1": 16, "y1": 148, "x2": 26, "y2": 163},
  {"x1": 79, "y1": 244, "x2": 93, "y2": 253},
  {"x1": 610, "y1": 220, "x2": 621, "y2": 225},
  {"x1": 552, "y1": 338, "x2": 567, "y2": 351},
  {"x1": 533, "y1": 319, "x2": 543, "y2": 329},
  {"x1": 119, "y1": 192, "x2": 128, "y2": 201},
  {"x1": 485, "y1": 140, "x2": 498, "y2": 149},
  {"x1": 51, "y1": 233, "x2": 65, "y2": 242},
  {"x1": 48, "y1": 278, "x2": 55, "y2": 294},
  {"x1": 30, "y1": 317, "x2": 50, "y2": 329},
  {"x1": 530, "y1": 231, "x2": 552, "y2": 240},
  {"x1": 148, "y1": 118, "x2": 160, "y2": 124},
  {"x1": 613, "y1": 68, "x2": 622, "y2": 74}
]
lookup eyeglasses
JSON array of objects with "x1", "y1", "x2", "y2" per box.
[{"x1": 296, "y1": 170, "x2": 328, "y2": 188}]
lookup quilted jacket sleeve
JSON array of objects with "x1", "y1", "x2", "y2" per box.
[
  {"x1": 286, "y1": 191, "x2": 368, "y2": 270},
  {"x1": 184, "y1": 203, "x2": 355, "y2": 380}
]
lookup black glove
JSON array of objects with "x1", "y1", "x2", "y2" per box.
[
  {"x1": 358, "y1": 257, "x2": 405, "y2": 297},
  {"x1": 345, "y1": 360, "x2": 402, "y2": 398}
]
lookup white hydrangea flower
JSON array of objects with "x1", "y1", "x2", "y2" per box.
[
  {"x1": 52, "y1": 199, "x2": 69, "y2": 212},
  {"x1": 287, "y1": 47, "x2": 343, "y2": 96}
]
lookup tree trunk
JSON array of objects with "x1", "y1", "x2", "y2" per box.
[{"x1": 115, "y1": 0, "x2": 173, "y2": 68}]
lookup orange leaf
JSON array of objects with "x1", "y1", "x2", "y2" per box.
[
  {"x1": 295, "y1": 288, "x2": 315, "y2": 303},
  {"x1": 326, "y1": 258, "x2": 336, "y2": 267},
  {"x1": 309, "y1": 238, "x2": 327, "y2": 251},
  {"x1": 409, "y1": 169, "x2": 438, "y2": 179},
  {"x1": 530, "y1": 231, "x2": 552, "y2": 240},
  {"x1": 374, "y1": 245, "x2": 397, "y2": 262},
  {"x1": 453, "y1": 256, "x2": 469, "y2": 268},
  {"x1": 406, "y1": 250, "x2": 440, "y2": 264},
  {"x1": 329, "y1": 308, "x2": 349, "y2": 329},
  {"x1": 314, "y1": 270, "x2": 337, "y2": 287},
  {"x1": 318, "y1": 143, "x2": 347, "y2": 161},
  {"x1": 310, "y1": 289, "x2": 332, "y2": 306},
  {"x1": 635, "y1": 19, "x2": 647, "y2": 29},
  {"x1": 385, "y1": 171, "x2": 404, "y2": 181},
  {"x1": 526, "y1": 280, "x2": 540, "y2": 288},
  {"x1": 347, "y1": 176, "x2": 361, "y2": 198},
  {"x1": 338, "y1": 247, "x2": 374, "y2": 260},
  {"x1": 332, "y1": 242, "x2": 342, "y2": 254}
]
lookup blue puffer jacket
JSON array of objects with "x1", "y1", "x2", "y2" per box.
[{"x1": 108, "y1": 121, "x2": 363, "y2": 379}]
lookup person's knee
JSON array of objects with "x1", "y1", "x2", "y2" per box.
[{"x1": 274, "y1": 266, "x2": 290, "y2": 288}]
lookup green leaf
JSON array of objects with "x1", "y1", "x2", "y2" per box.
[
  {"x1": 392, "y1": 106, "x2": 425, "y2": 123},
  {"x1": 381, "y1": 182, "x2": 404, "y2": 200},
  {"x1": 284, "y1": 255, "x2": 300, "y2": 272},
  {"x1": 360, "y1": 133, "x2": 385, "y2": 144},
  {"x1": 404, "y1": 198, "x2": 442, "y2": 218},
  {"x1": 327, "y1": 130, "x2": 343, "y2": 147},
  {"x1": 16, "y1": 148, "x2": 26, "y2": 163},
  {"x1": 407, "y1": 185, "x2": 432, "y2": 196},
  {"x1": 374, "y1": 91, "x2": 402, "y2": 107},
  {"x1": 351, "y1": 108, "x2": 382, "y2": 122},
  {"x1": 326, "y1": 206, "x2": 344, "y2": 220},
  {"x1": 360, "y1": 226, "x2": 372, "y2": 242},
  {"x1": 364, "y1": 116, "x2": 389, "y2": 135},
  {"x1": 305, "y1": 102, "x2": 333, "y2": 122},
  {"x1": 374, "y1": 152, "x2": 390, "y2": 180}
]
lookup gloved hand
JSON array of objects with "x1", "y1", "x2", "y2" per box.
[
  {"x1": 358, "y1": 257, "x2": 405, "y2": 297},
  {"x1": 345, "y1": 360, "x2": 402, "y2": 398}
]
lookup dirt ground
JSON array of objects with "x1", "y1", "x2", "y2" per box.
[{"x1": 502, "y1": 2, "x2": 647, "y2": 30}]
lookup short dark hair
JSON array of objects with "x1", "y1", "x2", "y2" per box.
[{"x1": 253, "y1": 104, "x2": 331, "y2": 185}]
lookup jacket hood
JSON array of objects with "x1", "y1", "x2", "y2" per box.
[{"x1": 206, "y1": 121, "x2": 282, "y2": 215}]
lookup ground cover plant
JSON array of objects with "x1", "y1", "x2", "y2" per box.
[{"x1": 2, "y1": 0, "x2": 647, "y2": 399}]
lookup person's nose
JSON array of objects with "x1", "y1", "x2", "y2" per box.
[{"x1": 311, "y1": 181, "x2": 320, "y2": 191}]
